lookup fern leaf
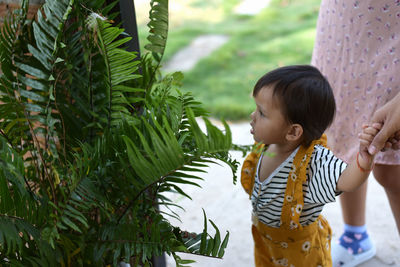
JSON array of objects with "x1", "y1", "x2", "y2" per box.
[
  {"x1": 123, "y1": 115, "x2": 186, "y2": 189},
  {"x1": 89, "y1": 16, "x2": 142, "y2": 126},
  {"x1": 218, "y1": 231, "x2": 229, "y2": 258},
  {"x1": 199, "y1": 209, "x2": 207, "y2": 254},
  {"x1": 175, "y1": 211, "x2": 229, "y2": 259},
  {"x1": 209, "y1": 220, "x2": 221, "y2": 257},
  {"x1": 145, "y1": 0, "x2": 169, "y2": 61}
]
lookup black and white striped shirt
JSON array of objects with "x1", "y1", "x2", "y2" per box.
[{"x1": 251, "y1": 145, "x2": 347, "y2": 228}]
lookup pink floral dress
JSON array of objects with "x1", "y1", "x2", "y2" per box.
[{"x1": 312, "y1": 0, "x2": 400, "y2": 164}]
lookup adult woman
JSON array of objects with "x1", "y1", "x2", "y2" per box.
[{"x1": 312, "y1": 1, "x2": 400, "y2": 266}]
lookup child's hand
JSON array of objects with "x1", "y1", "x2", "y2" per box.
[
  {"x1": 358, "y1": 123, "x2": 381, "y2": 170},
  {"x1": 390, "y1": 132, "x2": 400, "y2": 150},
  {"x1": 381, "y1": 130, "x2": 400, "y2": 150},
  {"x1": 365, "y1": 122, "x2": 400, "y2": 151}
]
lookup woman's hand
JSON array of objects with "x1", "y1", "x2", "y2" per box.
[{"x1": 369, "y1": 93, "x2": 400, "y2": 154}]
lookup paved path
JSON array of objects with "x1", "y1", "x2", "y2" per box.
[{"x1": 162, "y1": 34, "x2": 229, "y2": 73}]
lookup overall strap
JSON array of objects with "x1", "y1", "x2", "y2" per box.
[
  {"x1": 241, "y1": 143, "x2": 265, "y2": 197},
  {"x1": 280, "y1": 134, "x2": 327, "y2": 230}
]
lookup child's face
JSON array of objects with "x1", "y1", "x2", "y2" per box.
[{"x1": 250, "y1": 86, "x2": 291, "y2": 145}]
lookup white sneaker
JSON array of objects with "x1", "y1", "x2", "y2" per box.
[{"x1": 331, "y1": 241, "x2": 376, "y2": 267}]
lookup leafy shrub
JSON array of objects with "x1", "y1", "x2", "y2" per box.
[{"x1": 0, "y1": 0, "x2": 239, "y2": 266}]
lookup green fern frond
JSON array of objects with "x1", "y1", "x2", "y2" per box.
[
  {"x1": 145, "y1": 0, "x2": 169, "y2": 62},
  {"x1": 185, "y1": 108, "x2": 232, "y2": 154},
  {"x1": 0, "y1": 0, "x2": 74, "y2": 167},
  {"x1": 123, "y1": 115, "x2": 185, "y2": 188},
  {"x1": 0, "y1": 215, "x2": 40, "y2": 259},
  {"x1": 30, "y1": 0, "x2": 74, "y2": 69},
  {"x1": 52, "y1": 177, "x2": 100, "y2": 234},
  {"x1": 0, "y1": 5, "x2": 31, "y2": 149},
  {"x1": 175, "y1": 210, "x2": 229, "y2": 259},
  {"x1": 88, "y1": 15, "x2": 143, "y2": 126}
]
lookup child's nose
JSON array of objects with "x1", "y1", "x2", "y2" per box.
[{"x1": 251, "y1": 111, "x2": 255, "y2": 119}]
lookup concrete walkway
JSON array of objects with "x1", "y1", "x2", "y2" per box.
[
  {"x1": 162, "y1": 34, "x2": 229, "y2": 73},
  {"x1": 161, "y1": 121, "x2": 400, "y2": 267}
]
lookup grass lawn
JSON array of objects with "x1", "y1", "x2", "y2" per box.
[{"x1": 136, "y1": 0, "x2": 321, "y2": 121}]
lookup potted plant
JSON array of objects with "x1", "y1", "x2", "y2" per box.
[{"x1": 0, "y1": 0, "x2": 239, "y2": 266}]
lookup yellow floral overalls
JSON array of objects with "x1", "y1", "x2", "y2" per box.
[{"x1": 241, "y1": 136, "x2": 332, "y2": 267}]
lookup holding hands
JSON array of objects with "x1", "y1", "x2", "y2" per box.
[
  {"x1": 358, "y1": 123, "x2": 381, "y2": 172},
  {"x1": 336, "y1": 123, "x2": 380, "y2": 192},
  {"x1": 368, "y1": 93, "x2": 400, "y2": 154}
]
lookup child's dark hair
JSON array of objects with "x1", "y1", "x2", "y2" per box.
[{"x1": 253, "y1": 65, "x2": 335, "y2": 145}]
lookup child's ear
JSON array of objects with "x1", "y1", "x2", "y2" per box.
[{"x1": 286, "y1": 124, "x2": 303, "y2": 142}]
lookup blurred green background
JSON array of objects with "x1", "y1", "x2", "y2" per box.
[{"x1": 136, "y1": 0, "x2": 321, "y2": 121}]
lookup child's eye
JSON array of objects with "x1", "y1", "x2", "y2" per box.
[{"x1": 259, "y1": 110, "x2": 264, "y2": 117}]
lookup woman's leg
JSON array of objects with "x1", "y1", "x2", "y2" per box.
[
  {"x1": 373, "y1": 164, "x2": 400, "y2": 234},
  {"x1": 331, "y1": 181, "x2": 374, "y2": 267}
]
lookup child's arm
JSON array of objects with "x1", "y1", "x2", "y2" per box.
[{"x1": 336, "y1": 124, "x2": 381, "y2": 192}]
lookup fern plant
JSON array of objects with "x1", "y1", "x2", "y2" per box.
[{"x1": 0, "y1": 0, "x2": 239, "y2": 266}]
